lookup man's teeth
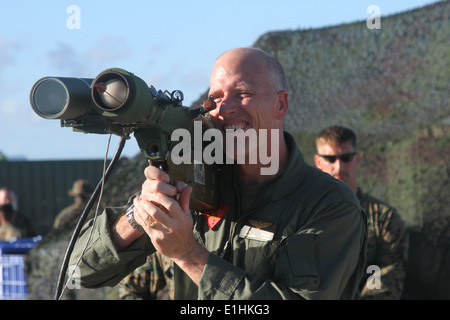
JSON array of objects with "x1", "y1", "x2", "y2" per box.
[{"x1": 225, "y1": 124, "x2": 246, "y2": 130}]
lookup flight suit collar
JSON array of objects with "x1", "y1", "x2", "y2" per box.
[{"x1": 221, "y1": 131, "x2": 306, "y2": 202}]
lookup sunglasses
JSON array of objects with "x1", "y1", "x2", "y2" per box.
[{"x1": 318, "y1": 152, "x2": 357, "y2": 163}]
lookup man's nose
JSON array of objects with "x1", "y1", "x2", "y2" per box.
[
  {"x1": 333, "y1": 159, "x2": 344, "y2": 170},
  {"x1": 215, "y1": 95, "x2": 238, "y2": 118}
]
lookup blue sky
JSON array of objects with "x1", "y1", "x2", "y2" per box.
[{"x1": 0, "y1": 0, "x2": 439, "y2": 161}]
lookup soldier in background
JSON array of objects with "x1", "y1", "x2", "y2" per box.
[
  {"x1": 119, "y1": 252, "x2": 174, "y2": 300},
  {"x1": 0, "y1": 187, "x2": 37, "y2": 237},
  {"x1": 0, "y1": 203, "x2": 23, "y2": 240},
  {"x1": 314, "y1": 125, "x2": 409, "y2": 299},
  {"x1": 53, "y1": 180, "x2": 94, "y2": 231}
]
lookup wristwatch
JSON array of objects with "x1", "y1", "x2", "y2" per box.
[{"x1": 125, "y1": 204, "x2": 144, "y2": 232}]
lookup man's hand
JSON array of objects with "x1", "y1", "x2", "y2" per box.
[{"x1": 133, "y1": 166, "x2": 209, "y2": 284}]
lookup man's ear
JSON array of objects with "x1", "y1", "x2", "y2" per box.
[
  {"x1": 275, "y1": 90, "x2": 289, "y2": 120},
  {"x1": 314, "y1": 154, "x2": 321, "y2": 168}
]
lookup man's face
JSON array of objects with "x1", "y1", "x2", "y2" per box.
[
  {"x1": 207, "y1": 50, "x2": 288, "y2": 163},
  {"x1": 208, "y1": 59, "x2": 282, "y2": 134},
  {"x1": 314, "y1": 141, "x2": 360, "y2": 192},
  {"x1": 0, "y1": 189, "x2": 16, "y2": 209}
]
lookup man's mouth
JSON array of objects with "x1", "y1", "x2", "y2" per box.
[
  {"x1": 335, "y1": 173, "x2": 347, "y2": 180},
  {"x1": 224, "y1": 122, "x2": 248, "y2": 131}
]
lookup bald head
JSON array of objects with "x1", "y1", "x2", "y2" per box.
[{"x1": 212, "y1": 48, "x2": 287, "y2": 92}]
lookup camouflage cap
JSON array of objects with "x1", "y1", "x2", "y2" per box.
[{"x1": 68, "y1": 179, "x2": 93, "y2": 197}]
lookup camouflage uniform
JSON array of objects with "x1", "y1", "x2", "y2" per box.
[
  {"x1": 53, "y1": 180, "x2": 93, "y2": 231},
  {"x1": 119, "y1": 252, "x2": 174, "y2": 300},
  {"x1": 0, "y1": 222, "x2": 23, "y2": 240},
  {"x1": 357, "y1": 188, "x2": 409, "y2": 299},
  {"x1": 53, "y1": 202, "x2": 88, "y2": 231},
  {"x1": 0, "y1": 203, "x2": 24, "y2": 240}
]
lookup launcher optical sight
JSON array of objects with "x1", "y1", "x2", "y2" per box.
[{"x1": 30, "y1": 68, "x2": 219, "y2": 212}]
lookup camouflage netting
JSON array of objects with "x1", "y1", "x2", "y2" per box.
[
  {"x1": 25, "y1": 228, "x2": 118, "y2": 300},
  {"x1": 253, "y1": 1, "x2": 450, "y2": 299},
  {"x1": 25, "y1": 1, "x2": 449, "y2": 299}
]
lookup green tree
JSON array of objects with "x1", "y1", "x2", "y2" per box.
[{"x1": 0, "y1": 151, "x2": 7, "y2": 161}]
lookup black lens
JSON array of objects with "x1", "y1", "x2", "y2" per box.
[
  {"x1": 31, "y1": 79, "x2": 69, "y2": 118},
  {"x1": 319, "y1": 152, "x2": 356, "y2": 163},
  {"x1": 30, "y1": 77, "x2": 93, "y2": 120},
  {"x1": 340, "y1": 153, "x2": 357, "y2": 163},
  {"x1": 323, "y1": 155, "x2": 337, "y2": 163}
]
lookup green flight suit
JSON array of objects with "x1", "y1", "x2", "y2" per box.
[{"x1": 69, "y1": 132, "x2": 367, "y2": 299}]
